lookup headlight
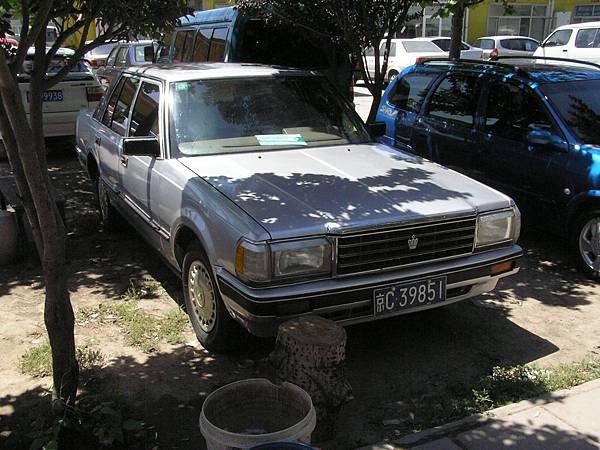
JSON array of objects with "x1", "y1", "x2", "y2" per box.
[
  {"x1": 475, "y1": 207, "x2": 521, "y2": 248},
  {"x1": 272, "y1": 239, "x2": 331, "y2": 278},
  {"x1": 235, "y1": 238, "x2": 331, "y2": 283}
]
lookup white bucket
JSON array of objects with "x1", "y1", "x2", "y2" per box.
[
  {"x1": 0, "y1": 210, "x2": 18, "y2": 265},
  {"x1": 199, "y1": 378, "x2": 316, "y2": 450}
]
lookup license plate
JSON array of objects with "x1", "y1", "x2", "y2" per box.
[
  {"x1": 374, "y1": 276, "x2": 447, "y2": 317},
  {"x1": 28, "y1": 90, "x2": 64, "y2": 102}
]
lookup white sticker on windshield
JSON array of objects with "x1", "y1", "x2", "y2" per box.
[{"x1": 255, "y1": 134, "x2": 307, "y2": 146}]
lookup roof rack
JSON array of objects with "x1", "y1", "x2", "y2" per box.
[
  {"x1": 491, "y1": 55, "x2": 600, "y2": 70},
  {"x1": 415, "y1": 57, "x2": 533, "y2": 78}
]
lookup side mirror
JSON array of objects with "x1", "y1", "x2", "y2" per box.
[
  {"x1": 367, "y1": 122, "x2": 386, "y2": 138},
  {"x1": 143, "y1": 45, "x2": 155, "y2": 63},
  {"x1": 526, "y1": 130, "x2": 568, "y2": 151},
  {"x1": 123, "y1": 136, "x2": 160, "y2": 157}
]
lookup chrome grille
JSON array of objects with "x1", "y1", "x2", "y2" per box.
[{"x1": 336, "y1": 217, "x2": 476, "y2": 275}]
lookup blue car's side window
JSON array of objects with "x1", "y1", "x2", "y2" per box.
[{"x1": 388, "y1": 73, "x2": 437, "y2": 113}]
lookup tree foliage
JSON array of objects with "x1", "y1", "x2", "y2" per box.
[
  {"x1": 0, "y1": 0, "x2": 189, "y2": 411},
  {"x1": 238, "y1": 0, "x2": 417, "y2": 122}
]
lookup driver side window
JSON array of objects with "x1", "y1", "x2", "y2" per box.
[{"x1": 484, "y1": 81, "x2": 554, "y2": 142}]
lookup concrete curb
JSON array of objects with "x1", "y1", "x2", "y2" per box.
[{"x1": 357, "y1": 378, "x2": 600, "y2": 450}]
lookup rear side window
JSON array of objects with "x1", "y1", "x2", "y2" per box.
[
  {"x1": 500, "y1": 39, "x2": 539, "y2": 51},
  {"x1": 484, "y1": 81, "x2": 554, "y2": 141},
  {"x1": 575, "y1": 28, "x2": 600, "y2": 48},
  {"x1": 106, "y1": 47, "x2": 119, "y2": 67},
  {"x1": 544, "y1": 29, "x2": 572, "y2": 47},
  {"x1": 476, "y1": 39, "x2": 495, "y2": 49},
  {"x1": 101, "y1": 77, "x2": 126, "y2": 127},
  {"x1": 115, "y1": 47, "x2": 128, "y2": 66},
  {"x1": 208, "y1": 27, "x2": 228, "y2": 61},
  {"x1": 388, "y1": 73, "x2": 437, "y2": 112},
  {"x1": 427, "y1": 75, "x2": 481, "y2": 127},
  {"x1": 110, "y1": 77, "x2": 140, "y2": 136},
  {"x1": 156, "y1": 32, "x2": 173, "y2": 63},
  {"x1": 129, "y1": 82, "x2": 161, "y2": 137},
  {"x1": 192, "y1": 29, "x2": 211, "y2": 62},
  {"x1": 173, "y1": 30, "x2": 194, "y2": 63}
]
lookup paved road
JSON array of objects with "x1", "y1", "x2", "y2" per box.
[{"x1": 354, "y1": 85, "x2": 375, "y2": 122}]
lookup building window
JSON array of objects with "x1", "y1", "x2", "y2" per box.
[
  {"x1": 487, "y1": 3, "x2": 547, "y2": 41},
  {"x1": 573, "y1": 5, "x2": 600, "y2": 23},
  {"x1": 397, "y1": 5, "x2": 463, "y2": 38}
]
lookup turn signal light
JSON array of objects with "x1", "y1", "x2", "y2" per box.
[{"x1": 490, "y1": 261, "x2": 514, "y2": 276}]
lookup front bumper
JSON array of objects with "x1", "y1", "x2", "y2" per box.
[{"x1": 218, "y1": 245, "x2": 522, "y2": 337}]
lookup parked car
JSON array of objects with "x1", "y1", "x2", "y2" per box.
[
  {"x1": 84, "y1": 42, "x2": 120, "y2": 70},
  {"x1": 0, "y1": 47, "x2": 103, "y2": 159},
  {"x1": 157, "y1": 6, "x2": 354, "y2": 98},
  {"x1": 533, "y1": 21, "x2": 600, "y2": 64},
  {"x1": 365, "y1": 39, "x2": 447, "y2": 83},
  {"x1": 474, "y1": 36, "x2": 539, "y2": 59},
  {"x1": 413, "y1": 37, "x2": 483, "y2": 59},
  {"x1": 376, "y1": 58, "x2": 600, "y2": 278},
  {"x1": 95, "y1": 41, "x2": 156, "y2": 85},
  {"x1": 76, "y1": 63, "x2": 522, "y2": 351}
]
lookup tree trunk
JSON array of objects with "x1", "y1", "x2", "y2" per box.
[
  {"x1": 0, "y1": 46, "x2": 79, "y2": 407},
  {"x1": 367, "y1": 89, "x2": 382, "y2": 124},
  {"x1": 270, "y1": 316, "x2": 353, "y2": 441},
  {"x1": 450, "y1": 6, "x2": 465, "y2": 60}
]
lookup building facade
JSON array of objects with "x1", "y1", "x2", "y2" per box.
[{"x1": 466, "y1": 0, "x2": 600, "y2": 43}]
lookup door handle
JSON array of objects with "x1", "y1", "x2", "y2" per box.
[
  {"x1": 120, "y1": 156, "x2": 128, "y2": 168},
  {"x1": 95, "y1": 136, "x2": 101, "y2": 146},
  {"x1": 562, "y1": 49, "x2": 568, "y2": 52}
]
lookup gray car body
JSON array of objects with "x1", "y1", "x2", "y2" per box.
[{"x1": 76, "y1": 63, "x2": 522, "y2": 336}]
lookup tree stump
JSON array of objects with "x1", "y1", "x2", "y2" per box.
[{"x1": 270, "y1": 316, "x2": 354, "y2": 442}]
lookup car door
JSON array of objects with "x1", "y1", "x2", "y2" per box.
[
  {"x1": 475, "y1": 78, "x2": 569, "y2": 214},
  {"x1": 97, "y1": 76, "x2": 139, "y2": 196},
  {"x1": 386, "y1": 71, "x2": 439, "y2": 150},
  {"x1": 538, "y1": 29, "x2": 574, "y2": 60},
  {"x1": 476, "y1": 38, "x2": 496, "y2": 59},
  {"x1": 410, "y1": 73, "x2": 483, "y2": 175},
  {"x1": 119, "y1": 80, "x2": 161, "y2": 228},
  {"x1": 570, "y1": 27, "x2": 600, "y2": 63}
]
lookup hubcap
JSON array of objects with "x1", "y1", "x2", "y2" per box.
[
  {"x1": 98, "y1": 181, "x2": 109, "y2": 220},
  {"x1": 579, "y1": 217, "x2": 600, "y2": 273},
  {"x1": 187, "y1": 261, "x2": 216, "y2": 333}
]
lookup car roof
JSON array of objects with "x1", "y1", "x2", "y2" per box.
[
  {"x1": 554, "y1": 21, "x2": 600, "y2": 30},
  {"x1": 416, "y1": 59, "x2": 600, "y2": 83},
  {"x1": 125, "y1": 62, "x2": 316, "y2": 82},
  {"x1": 477, "y1": 35, "x2": 538, "y2": 40}
]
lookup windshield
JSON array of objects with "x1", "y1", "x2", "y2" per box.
[
  {"x1": 541, "y1": 79, "x2": 600, "y2": 144},
  {"x1": 170, "y1": 76, "x2": 370, "y2": 156},
  {"x1": 21, "y1": 55, "x2": 91, "y2": 75},
  {"x1": 402, "y1": 41, "x2": 443, "y2": 53}
]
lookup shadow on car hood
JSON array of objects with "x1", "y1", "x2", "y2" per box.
[{"x1": 180, "y1": 144, "x2": 512, "y2": 239}]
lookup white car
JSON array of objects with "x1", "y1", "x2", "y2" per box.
[
  {"x1": 0, "y1": 47, "x2": 103, "y2": 159},
  {"x1": 84, "y1": 42, "x2": 120, "y2": 70},
  {"x1": 474, "y1": 36, "x2": 539, "y2": 59},
  {"x1": 366, "y1": 39, "x2": 446, "y2": 82},
  {"x1": 533, "y1": 22, "x2": 600, "y2": 64},
  {"x1": 413, "y1": 37, "x2": 483, "y2": 59}
]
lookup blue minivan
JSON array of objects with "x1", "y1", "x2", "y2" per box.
[
  {"x1": 156, "y1": 6, "x2": 353, "y2": 98},
  {"x1": 376, "y1": 57, "x2": 600, "y2": 279}
]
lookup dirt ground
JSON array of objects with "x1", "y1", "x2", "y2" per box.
[{"x1": 1, "y1": 147, "x2": 599, "y2": 449}]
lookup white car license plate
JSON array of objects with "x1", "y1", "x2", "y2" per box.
[
  {"x1": 30, "y1": 90, "x2": 63, "y2": 102},
  {"x1": 374, "y1": 276, "x2": 447, "y2": 317}
]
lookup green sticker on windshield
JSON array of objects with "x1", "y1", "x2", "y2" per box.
[
  {"x1": 255, "y1": 134, "x2": 307, "y2": 146},
  {"x1": 175, "y1": 82, "x2": 189, "y2": 91}
]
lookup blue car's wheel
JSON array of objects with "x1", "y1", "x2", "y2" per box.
[{"x1": 574, "y1": 210, "x2": 600, "y2": 280}]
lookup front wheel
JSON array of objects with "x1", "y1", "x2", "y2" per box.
[
  {"x1": 572, "y1": 210, "x2": 600, "y2": 279},
  {"x1": 387, "y1": 70, "x2": 399, "y2": 84},
  {"x1": 182, "y1": 242, "x2": 245, "y2": 352}
]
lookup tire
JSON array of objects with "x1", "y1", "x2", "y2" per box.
[
  {"x1": 387, "y1": 70, "x2": 399, "y2": 84},
  {"x1": 572, "y1": 210, "x2": 600, "y2": 280},
  {"x1": 94, "y1": 176, "x2": 123, "y2": 231},
  {"x1": 182, "y1": 241, "x2": 246, "y2": 352}
]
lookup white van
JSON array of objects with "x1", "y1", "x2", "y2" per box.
[{"x1": 533, "y1": 21, "x2": 600, "y2": 64}]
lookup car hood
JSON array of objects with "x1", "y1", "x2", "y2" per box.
[{"x1": 179, "y1": 144, "x2": 512, "y2": 240}]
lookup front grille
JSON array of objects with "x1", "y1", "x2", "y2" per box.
[{"x1": 336, "y1": 217, "x2": 476, "y2": 275}]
